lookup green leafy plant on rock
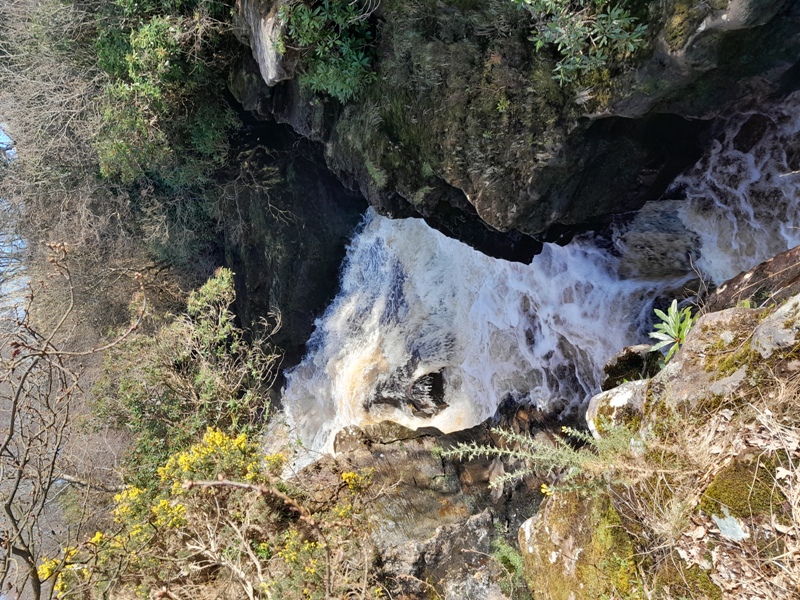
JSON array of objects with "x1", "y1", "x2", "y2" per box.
[
  {"x1": 512, "y1": 0, "x2": 647, "y2": 84},
  {"x1": 649, "y1": 299, "x2": 696, "y2": 362},
  {"x1": 279, "y1": 0, "x2": 377, "y2": 103}
]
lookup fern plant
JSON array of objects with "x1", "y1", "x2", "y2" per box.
[{"x1": 649, "y1": 299, "x2": 696, "y2": 362}]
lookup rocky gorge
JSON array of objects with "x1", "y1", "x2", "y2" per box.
[{"x1": 216, "y1": 0, "x2": 800, "y2": 597}]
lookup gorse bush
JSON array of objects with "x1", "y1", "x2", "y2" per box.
[
  {"x1": 443, "y1": 424, "x2": 637, "y2": 494},
  {"x1": 512, "y1": 0, "x2": 647, "y2": 84},
  {"x1": 95, "y1": 268, "x2": 281, "y2": 486},
  {"x1": 44, "y1": 429, "x2": 384, "y2": 599},
  {"x1": 94, "y1": 0, "x2": 238, "y2": 186},
  {"x1": 279, "y1": 0, "x2": 376, "y2": 103}
]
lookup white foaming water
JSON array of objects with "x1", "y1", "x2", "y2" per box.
[
  {"x1": 283, "y1": 91, "x2": 800, "y2": 455},
  {"x1": 283, "y1": 214, "x2": 682, "y2": 453},
  {"x1": 675, "y1": 92, "x2": 800, "y2": 283}
]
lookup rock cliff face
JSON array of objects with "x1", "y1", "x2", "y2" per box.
[
  {"x1": 232, "y1": 0, "x2": 800, "y2": 240},
  {"x1": 220, "y1": 124, "x2": 366, "y2": 366}
]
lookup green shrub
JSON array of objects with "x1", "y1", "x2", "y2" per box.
[
  {"x1": 94, "y1": 1, "x2": 238, "y2": 191},
  {"x1": 114, "y1": 0, "x2": 229, "y2": 19},
  {"x1": 279, "y1": 0, "x2": 376, "y2": 103},
  {"x1": 492, "y1": 533, "x2": 531, "y2": 598},
  {"x1": 95, "y1": 27, "x2": 131, "y2": 78},
  {"x1": 188, "y1": 102, "x2": 240, "y2": 158},
  {"x1": 512, "y1": 0, "x2": 647, "y2": 84},
  {"x1": 127, "y1": 16, "x2": 185, "y2": 88},
  {"x1": 95, "y1": 268, "x2": 280, "y2": 485}
]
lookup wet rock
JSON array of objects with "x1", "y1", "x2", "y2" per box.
[
  {"x1": 332, "y1": 425, "x2": 368, "y2": 454},
  {"x1": 704, "y1": 246, "x2": 800, "y2": 312},
  {"x1": 221, "y1": 138, "x2": 367, "y2": 367},
  {"x1": 733, "y1": 113, "x2": 774, "y2": 153},
  {"x1": 371, "y1": 370, "x2": 449, "y2": 418},
  {"x1": 359, "y1": 421, "x2": 444, "y2": 445},
  {"x1": 601, "y1": 344, "x2": 662, "y2": 391}
]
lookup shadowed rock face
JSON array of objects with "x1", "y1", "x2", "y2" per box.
[
  {"x1": 220, "y1": 121, "x2": 367, "y2": 369},
  {"x1": 231, "y1": 0, "x2": 800, "y2": 243}
]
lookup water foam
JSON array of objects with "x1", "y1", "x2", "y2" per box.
[
  {"x1": 283, "y1": 214, "x2": 683, "y2": 453},
  {"x1": 674, "y1": 92, "x2": 800, "y2": 283}
]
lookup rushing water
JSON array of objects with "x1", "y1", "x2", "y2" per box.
[{"x1": 282, "y1": 92, "x2": 800, "y2": 455}]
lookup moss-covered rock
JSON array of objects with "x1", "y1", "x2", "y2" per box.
[
  {"x1": 700, "y1": 453, "x2": 788, "y2": 520},
  {"x1": 234, "y1": 0, "x2": 800, "y2": 243},
  {"x1": 586, "y1": 379, "x2": 647, "y2": 439},
  {"x1": 518, "y1": 490, "x2": 644, "y2": 600},
  {"x1": 653, "y1": 561, "x2": 722, "y2": 600}
]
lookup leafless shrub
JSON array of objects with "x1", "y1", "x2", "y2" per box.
[{"x1": 0, "y1": 247, "x2": 144, "y2": 599}]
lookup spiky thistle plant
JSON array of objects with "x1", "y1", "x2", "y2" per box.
[
  {"x1": 441, "y1": 424, "x2": 636, "y2": 493},
  {"x1": 649, "y1": 299, "x2": 696, "y2": 363}
]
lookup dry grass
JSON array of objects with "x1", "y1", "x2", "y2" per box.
[{"x1": 609, "y1": 372, "x2": 800, "y2": 599}]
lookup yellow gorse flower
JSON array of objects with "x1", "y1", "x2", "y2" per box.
[
  {"x1": 157, "y1": 427, "x2": 255, "y2": 494},
  {"x1": 341, "y1": 468, "x2": 373, "y2": 492},
  {"x1": 152, "y1": 498, "x2": 187, "y2": 528}
]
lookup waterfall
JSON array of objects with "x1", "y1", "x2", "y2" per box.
[
  {"x1": 282, "y1": 91, "x2": 800, "y2": 455},
  {"x1": 673, "y1": 94, "x2": 800, "y2": 283}
]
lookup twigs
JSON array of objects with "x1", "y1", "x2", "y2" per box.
[{"x1": 0, "y1": 248, "x2": 144, "y2": 599}]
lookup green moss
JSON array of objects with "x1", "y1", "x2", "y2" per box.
[
  {"x1": 694, "y1": 392, "x2": 729, "y2": 415},
  {"x1": 654, "y1": 560, "x2": 722, "y2": 600},
  {"x1": 364, "y1": 158, "x2": 388, "y2": 189},
  {"x1": 644, "y1": 390, "x2": 683, "y2": 443},
  {"x1": 700, "y1": 454, "x2": 787, "y2": 520},
  {"x1": 595, "y1": 400, "x2": 643, "y2": 435},
  {"x1": 663, "y1": 0, "x2": 711, "y2": 50},
  {"x1": 712, "y1": 347, "x2": 754, "y2": 378},
  {"x1": 579, "y1": 496, "x2": 643, "y2": 598},
  {"x1": 522, "y1": 491, "x2": 644, "y2": 600}
]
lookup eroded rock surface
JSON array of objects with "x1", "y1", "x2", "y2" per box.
[{"x1": 232, "y1": 0, "x2": 800, "y2": 239}]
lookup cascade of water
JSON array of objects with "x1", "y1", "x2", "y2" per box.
[
  {"x1": 674, "y1": 92, "x2": 800, "y2": 283},
  {"x1": 282, "y1": 91, "x2": 800, "y2": 455},
  {"x1": 283, "y1": 214, "x2": 687, "y2": 453}
]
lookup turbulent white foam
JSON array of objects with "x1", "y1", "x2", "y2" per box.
[
  {"x1": 675, "y1": 92, "x2": 800, "y2": 284},
  {"x1": 283, "y1": 92, "x2": 800, "y2": 455},
  {"x1": 283, "y1": 213, "x2": 679, "y2": 453}
]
